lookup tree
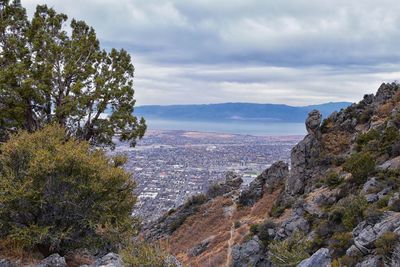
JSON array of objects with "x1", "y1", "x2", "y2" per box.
[
  {"x1": 0, "y1": 1, "x2": 146, "y2": 147},
  {"x1": 0, "y1": 125, "x2": 138, "y2": 255}
]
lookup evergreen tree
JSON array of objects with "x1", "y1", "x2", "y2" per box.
[{"x1": 0, "y1": 1, "x2": 146, "y2": 147}]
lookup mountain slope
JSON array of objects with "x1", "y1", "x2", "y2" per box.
[
  {"x1": 135, "y1": 102, "x2": 351, "y2": 122},
  {"x1": 144, "y1": 83, "x2": 400, "y2": 266}
]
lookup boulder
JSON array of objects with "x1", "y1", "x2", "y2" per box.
[
  {"x1": 306, "y1": 110, "x2": 322, "y2": 136},
  {"x1": 239, "y1": 161, "x2": 288, "y2": 206},
  {"x1": 355, "y1": 255, "x2": 381, "y2": 267},
  {"x1": 188, "y1": 238, "x2": 211, "y2": 256},
  {"x1": 207, "y1": 171, "x2": 243, "y2": 198},
  {"x1": 0, "y1": 260, "x2": 16, "y2": 267},
  {"x1": 36, "y1": 254, "x2": 66, "y2": 267},
  {"x1": 353, "y1": 212, "x2": 400, "y2": 253},
  {"x1": 374, "y1": 82, "x2": 399, "y2": 104},
  {"x1": 88, "y1": 253, "x2": 123, "y2": 267},
  {"x1": 231, "y1": 236, "x2": 271, "y2": 267},
  {"x1": 377, "y1": 156, "x2": 400, "y2": 171},
  {"x1": 297, "y1": 248, "x2": 331, "y2": 267}
]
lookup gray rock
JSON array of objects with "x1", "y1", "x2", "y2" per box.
[
  {"x1": 355, "y1": 255, "x2": 381, "y2": 267},
  {"x1": 374, "y1": 83, "x2": 399, "y2": 104},
  {"x1": 0, "y1": 259, "x2": 17, "y2": 267},
  {"x1": 361, "y1": 177, "x2": 379, "y2": 194},
  {"x1": 231, "y1": 236, "x2": 271, "y2": 267},
  {"x1": 36, "y1": 254, "x2": 66, "y2": 267},
  {"x1": 281, "y1": 215, "x2": 310, "y2": 236},
  {"x1": 89, "y1": 253, "x2": 123, "y2": 267},
  {"x1": 353, "y1": 212, "x2": 400, "y2": 252},
  {"x1": 164, "y1": 255, "x2": 182, "y2": 267},
  {"x1": 388, "y1": 192, "x2": 400, "y2": 211},
  {"x1": 207, "y1": 171, "x2": 243, "y2": 198},
  {"x1": 188, "y1": 238, "x2": 211, "y2": 256},
  {"x1": 297, "y1": 248, "x2": 331, "y2": 267},
  {"x1": 286, "y1": 110, "x2": 322, "y2": 195},
  {"x1": 377, "y1": 156, "x2": 400, "y2": 171},
  {"x1": 306, "y1": 110, "x2": 322, "y2": 136},
  {"x1": 346, "y1": 245, "x2": 363, "y2": 258},
  {"x1": 239, "y1": 161, "x2": 288, "y2": 206}
]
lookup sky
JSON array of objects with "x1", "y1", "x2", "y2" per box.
[{"x1": 23, "y1": 0, "x2": 400, "y2": 106}]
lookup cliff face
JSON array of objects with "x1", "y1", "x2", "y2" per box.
[{"x1": 145, "y1": 83, "x2": 400, "y2": 267}]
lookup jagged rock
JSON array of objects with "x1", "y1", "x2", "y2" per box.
[
  {"x1": 353, "y1": 212, "x2": 400, "y2": 253},
  {"x1": 164, "y1": 256, "x2": 182, "y2": 267},
  {"x1": 388, "y1": 192, "x2": 400, "y2": 211},
  {"x1": 355, "y1": 255, "x2": 381, "y2": 267},
  {"x1": 361, "y1": 177, "x2": 379, "y2": 194},
  {"x1": 188, "y1": 237, "x2": 211, "y2": 256},
  {"x1": 279, "y1": 215, "x2": 310, "y2": 238},
  {"x1": 239, "y1": 161, "x2": 288, "y2": 206},
  {"x1": 389, "y1": 243, "x2": 400, "y2": 266},
  {"x1": 36, "y1": 254, "x2": 66, "y2": 267},
  {"x1": 231, "y1": 236, "x2": 271, "y2": 267},
  {"x1": 297, "y1": 248, "x2": 331, "y2": 267},
  {"x1": 374, "y1": 83, "x2": 399, "y2": 104},
  {"x1": 346, "y1": 245, "x2": 363, "y2": 258},
  {"x1": 306, "y1": 110, "x2": 322, "y2": 136},
  {"x1": 88, "y1": 253, "x2": 123, "y2": 267},
  {"x1": 377, "y1": 156, "x2": 400, "y2": 171},
  {"x1": 0, "y1": 259, "x2": 16, "y2": 267},
  {"x1": 207, "y1": 171, "x2": 243, "y2": 198}
]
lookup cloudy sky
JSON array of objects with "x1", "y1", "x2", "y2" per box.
[{"x1": 24, "y1": 0, "x2": 400, "y2": 106}]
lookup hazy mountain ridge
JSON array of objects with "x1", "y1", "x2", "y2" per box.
[{"x1": 135, "y1": 102, "x2": 351, "y2": 122}]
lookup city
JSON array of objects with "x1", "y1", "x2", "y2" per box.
[{"x1": 111, "y1": 130, "x2": 303, "y2": 222}]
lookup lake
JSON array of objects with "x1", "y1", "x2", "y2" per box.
[{"x1": 145, "y1": 118, "x2": 306, "y2": 136}]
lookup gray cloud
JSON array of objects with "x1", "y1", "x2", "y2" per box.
[{"x1": 23, "y1": 0, "x2": 400, "y2": 105}]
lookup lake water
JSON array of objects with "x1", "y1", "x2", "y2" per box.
[{"x1": 145, "y1": 118, "x2": 306, "y2": 136}]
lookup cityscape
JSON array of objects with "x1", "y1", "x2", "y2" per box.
[{"x1": 111, "y1": 130, "x2": 302, "y2": 222}]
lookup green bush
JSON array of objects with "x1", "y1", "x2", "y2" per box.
[
  {"x1": 343, "y1": 152, "x2": 375, "y2": 185},
  {"x1": 324, "y1": 171, "x2": 343, "y2": 189},
  {"x1": 356, "y1": 129, "x2": 380, "y2": 151},
  {"x1": 375, "y1": 232, "x2": 399, "y2": 260},
  {"x1": 270, "y1": 201, "x2": 291, "y2": 218},
  {"x1": 268, "y1": 231, "x2": 311, "y2": 267},
  {"x1": 329, "y1": 232, "x2": 353, "y2": 258},
  {"x1": 256, "y1": 220, "x2": 275, "y2": 247},
  {"x1": 0, "y1": 126, "x2": 137, "y2": 255},
  {"x1": 363, "y1": 206, "x2": 384, "y2": 224},
  {"x1": 120, "y1": 241, "x2": 169, "y2": 267},
  {"x1": 342, "y1": 196, "x2": 368, "y2": 230}
]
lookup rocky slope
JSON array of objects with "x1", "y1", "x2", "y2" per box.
[{"x1": 145, "y1": 83, "x2": 400, "y2": 267}]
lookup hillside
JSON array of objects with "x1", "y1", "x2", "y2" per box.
[
  {"x1": 144, "y1": 83, "x2": 400, "y2": 267},
  {"x1": 135, "y1": 102, "x2": 351, "y2": 122}
]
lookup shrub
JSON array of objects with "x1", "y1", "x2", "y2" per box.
[
  {"x1": 120, "y1": 241, "x2": 168, "y2": 267},
  {"x1": 342, "y1": 196, "x2": 368, "y2": 230},
  {"x1": 257, "y1": 220, "x2": 275, "y2": 247},
  {"x1": 324, "y1": 172, "x2": 343, "y2": 189},
  {"x1": 0, "y1": 125, "x2": 137, "y2": 255},
  {"x1": 206, "y1": 183, "x2": 223, "y2": 198},
  {"x1": 363, "y1": 206, "x2": 384, "y2": 224},
  {"x1": 329, "y1": 232, "x2": 353, "y2": 258},
  {"x1": 380, "y1": 126, "x2": 400, "y2": 156},
  {"x1": 375, "y1": 232, "x2": 399, "y2": 260},
  {"x1": 270, "y1": 200, "x2": 292, "y2": 218},
  {"x1": 234, "y1": 221, "x2": 241, "y2": 229},
  {"x1": 376, "y1": 195, "x2": 391, "y2": 209},
  {"x1": 268, "y1": 231, "x2": 311, "y2": 267},
  {"x1": 343, "y1": 152, "x2": 375, "y2": 185},
  {"x1": 183, "y1": 194, "x2": 208, "y2": 208},
  {"x1": 356, "y1": 129, "x2": 380, "y2": 151}
]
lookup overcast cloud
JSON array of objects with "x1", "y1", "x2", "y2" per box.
[{"x1": 23, "y1": 0, "x2": 400, "y2": 105}]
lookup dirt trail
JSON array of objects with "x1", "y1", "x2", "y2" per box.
[{"x1": 225, "y1": 199, "x2": 238, "y2": 267}]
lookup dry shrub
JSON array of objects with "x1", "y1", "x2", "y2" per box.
[{"x1": 322, "y1": 131, "x2": 351, "y2": 155}]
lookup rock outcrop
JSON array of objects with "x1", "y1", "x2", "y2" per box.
[
  {"x1": 286, "y1": 110, "x2": 322, "y2": 195},
  {"x1": 297, "y1": 248, "x2": 331, "y2": 267},
  {"x1": 239, "y1": 161, "x2": 288, "y2": 205},
  {"x1": 231, "y1": 236, "x2": 271, "y2": 267}
]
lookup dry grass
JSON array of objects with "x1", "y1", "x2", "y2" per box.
[
  {"x1": 322, "y1": 131, "x2": 351, "y2": 155},
  {"x1": 164, "y1": 188, "x2": 282, "y2": 266},
  {"x1": 377, "y1": 101, "x2": 394, "y2": 118}
]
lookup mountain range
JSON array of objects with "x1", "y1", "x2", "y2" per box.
[{"x1": 135, "y1": 102, "x2": 352, "y2": 123}]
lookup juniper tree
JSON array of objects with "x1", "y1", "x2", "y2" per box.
[{"x1": 0, "y1": 0, "x2": 146, "y2": 147}]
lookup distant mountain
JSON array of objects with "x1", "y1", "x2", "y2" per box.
[{"x1": 134, "y1": 102, "x2": 352, "y2": 123}]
